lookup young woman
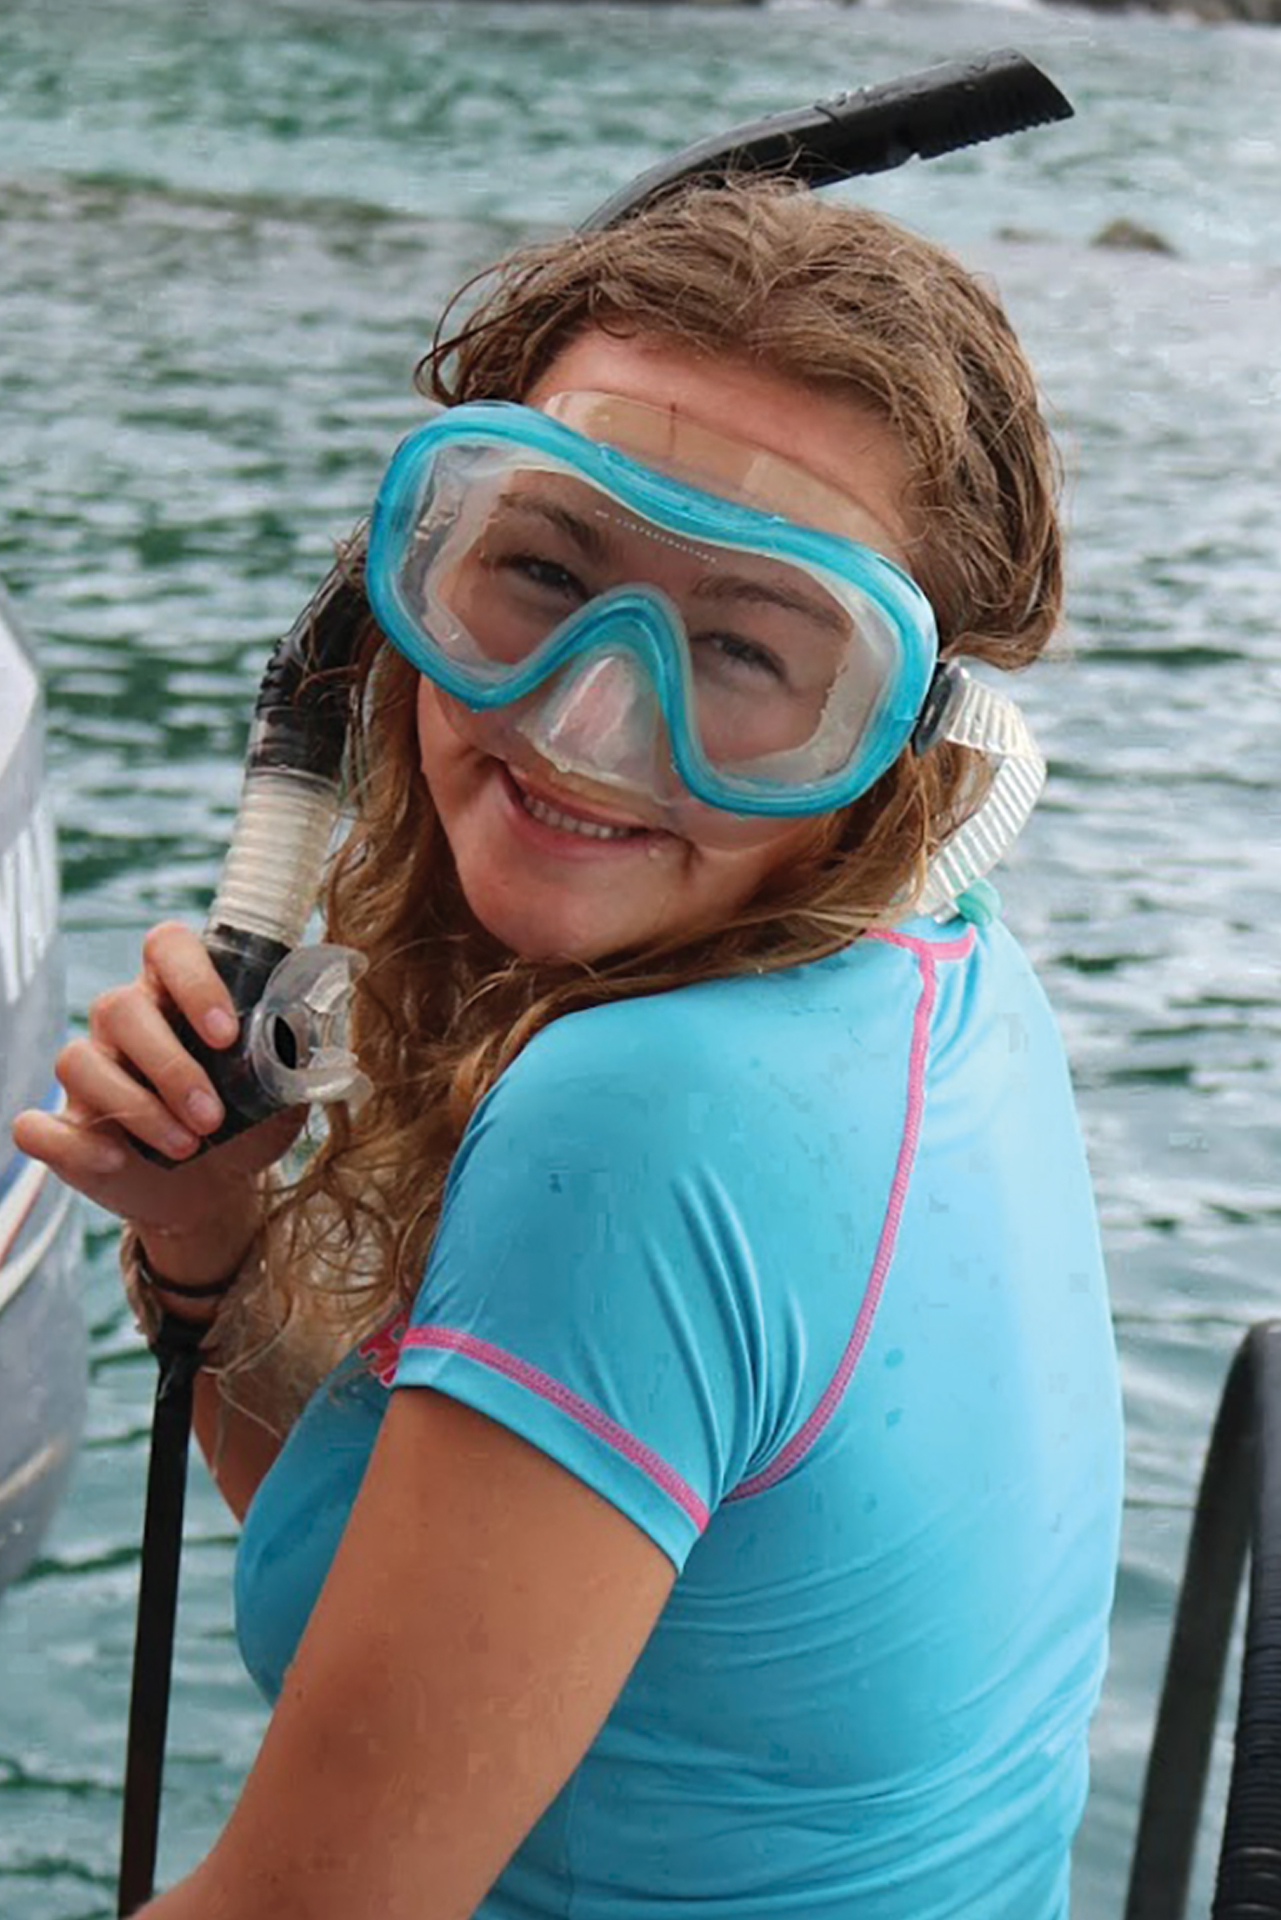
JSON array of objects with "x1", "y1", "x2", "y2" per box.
[{"x1": 15, "y1": 183, "x2": 1123, "y2": 1920}]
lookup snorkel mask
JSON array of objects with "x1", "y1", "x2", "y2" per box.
[
  {"x1": 366, "y1": 391, "x2": 1043, "y2": 875},
  {"x1": 150, "y1": 51, "x2": 1071, "y2": 1161}
]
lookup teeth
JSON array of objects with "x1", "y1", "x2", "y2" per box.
[{"x1": 519, "y1": 788, "x2": 641, "y2": 840}]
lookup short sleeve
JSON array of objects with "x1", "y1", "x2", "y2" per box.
[{"x1": 391, "y1": 1005, "x2": 777, "y2": 1571}]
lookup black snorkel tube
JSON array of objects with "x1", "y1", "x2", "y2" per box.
[
  {"x1": 582, "y1": 47, "x2": 1071, "y2": 229},
  {"x1": 149, "y1": 46, "x2": 1071, "y2": 1162},
  {"x1": 116, "y1": 47, "x2": 1073, "y2": 1916}
]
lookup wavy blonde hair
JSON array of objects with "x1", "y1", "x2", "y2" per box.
[{"x1": 232, "y1": 181, "x2": 1064, "y2": 1414}]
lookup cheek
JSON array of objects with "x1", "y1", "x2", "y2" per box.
[
  {"x1": 415, "y1": 678, "x2": 436, "y2": 764},
  {"x1": 702, "y1": 817, "x2": 828, "y2": 906},
  {"x1": 415, "y1": 680, "x2": 466, "y2": 789}
]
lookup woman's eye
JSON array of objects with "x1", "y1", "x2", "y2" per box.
[
  {"x1": 694, "y1": 630, "x2": 786, "y2": 683},
  {"x1": 501, "y1": 551, "x2": 586, "y2": 602}
]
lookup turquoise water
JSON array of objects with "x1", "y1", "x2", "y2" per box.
[{"x1": 1, "y1": 1, "x2": 1280, "y2": 1914}]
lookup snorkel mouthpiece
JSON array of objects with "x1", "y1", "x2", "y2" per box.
[{"x1": 246, "y1": 944, "x2": 372, "y2": 1113}]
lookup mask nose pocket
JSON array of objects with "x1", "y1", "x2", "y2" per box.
[
  {"x1": 514, "y1": 591, "x2": 682, "y2": 794},
  {"x1": 524, "y1": 652, "x2": 661, "y2": 771}
]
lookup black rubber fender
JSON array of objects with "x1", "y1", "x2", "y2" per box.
[
  {"x1": 1214, "y1": 1320, "x2": 1281, "y2": 1917},
  {"x1": 1124, "y1": 1320, "x2": 1281, "y2": 1920}
]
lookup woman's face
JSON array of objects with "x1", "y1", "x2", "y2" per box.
[{"x1": 415, "y1": 331, "x2": 915, "y2": 964}]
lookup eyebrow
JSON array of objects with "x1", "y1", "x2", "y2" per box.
[
  {"x1": 694, "y1": 572, "x2": 849, "y2": 639},
  {"x1": 497, "y1": 492, "x2": 615, "y2": 567}
]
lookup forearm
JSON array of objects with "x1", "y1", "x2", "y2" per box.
[{"x1": 128, "y1": 1855, "x2": 264, "y2": 1920}]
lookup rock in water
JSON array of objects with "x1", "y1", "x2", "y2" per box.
[{"x1": 1091, "y1": 218, "x2": 1178, "y2": 256}]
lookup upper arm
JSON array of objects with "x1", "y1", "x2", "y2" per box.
[
  {"x1": 192, "y1": 1385, "x2": 675, "y2": 1920},
  {"x1": 393, "y1": 1016, "x2": 783, "y2": 1553}
]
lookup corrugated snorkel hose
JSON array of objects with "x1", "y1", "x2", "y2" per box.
[{"x1": 134, "y1": 557, "x2": 368, "y2": 1164}]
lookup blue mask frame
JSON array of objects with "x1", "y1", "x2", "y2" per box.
[{"x1": 366, "y1": 401, "x2": 939, "y2": 817}]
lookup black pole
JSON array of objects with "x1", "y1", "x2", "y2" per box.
[
  {"x1": 1213, "y1": 1323, "x2": 1281, "y2": 1918},
  {"x1": 117, "y1": 1316, "x2": 206, "y2": 1917}
]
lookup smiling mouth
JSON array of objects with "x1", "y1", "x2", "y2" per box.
[{"x1": 505, "y1": 767, "x2": 657, "y2": 841}]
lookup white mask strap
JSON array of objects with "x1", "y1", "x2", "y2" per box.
[{"x1": 915, "y1": 667, "x2": 1046, "y2": 919}]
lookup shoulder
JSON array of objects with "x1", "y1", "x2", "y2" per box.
[
  {"x1": 475, "y1": 923, "x2": 1013, "y2": 1133},
  {"x1": 867, "y1": 914, "x2": 1061, "y2": 1037},
  {"x1": 466, "y1": 974, "x2": 755, "y2": 1147},
  {"x1": 494, "y1": 926, "x2": 973, "y2": 1104},
  {"x1": 463, "y1": 963, "x2": 814, "y2": 1183},
  {"x1": 447, "y1": 918, "x2": 1050, "y2": 1210}
]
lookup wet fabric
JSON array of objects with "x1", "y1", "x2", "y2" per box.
[{"x1": 236, "y1": 915, "x2": 1123, "y2": 1919}]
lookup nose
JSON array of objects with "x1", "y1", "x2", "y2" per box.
[{"x1": 516, "y1": 649, "x2": 668, "y2": 791}]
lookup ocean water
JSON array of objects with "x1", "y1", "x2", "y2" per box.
[{"x1": 1, "y1": 2, "x2": 1279, "y2": 1915}]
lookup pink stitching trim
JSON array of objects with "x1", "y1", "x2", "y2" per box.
[
  {"x1": 358, "y1": 1310, "x2": 410, "y2": 1388},
  {"x1": 727, "y1": 926, "x2": 972, "y2": 1501},
  {"x1": 398, "y1": 1326, "x2": 710, "y2": 1533},
  {"x1": 866, "y1": 925, "x2": 976, "y2": 965}
]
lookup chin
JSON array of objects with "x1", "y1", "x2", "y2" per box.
[{"x1": 457, "y1": 874, "x2": 634, "y2": 966}]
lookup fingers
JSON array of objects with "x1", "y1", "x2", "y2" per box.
[
  {"x1": 10, "y1": 1105, "x2": 139, "y2": 1205},
  {"x1": 12, "y1": 1105, "x2": 129, "y2": 1185},
  {"x1": 71, "y1": 922, "x2": 236, "y2": 1156},
  {"x1": 14, "y1": 1093, "x2": 305, "y2": 1226},
  {"x1": 12, "y1": 920, "x2": 309, "y2": 1233},
  {"x1": 12, "y1": 919, "x2": 307, "y2": 1236},
  {"x1": 88, "y1": 986, "x2": 226, "y2": 1139},
  {"x1": 140, "y1": 921, "x2": 239, "y2": 1048},
  {"x1": 12, "y1": 1104, "x2": 263, "y2": 1241},
  {"x1": 56, "y1": 1036, "x2": 204, "y2": 1160}
]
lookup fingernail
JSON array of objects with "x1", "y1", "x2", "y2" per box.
[
  {"x1": 186, "y1": 1088, "x2": 223, "y2": 1131},
  {"x1": 203, "y1": 1008, "x2": 238, "y2": 1045},
  {"x1": 163, "y1": 1128, "x2": 199, "y2": 1158}
]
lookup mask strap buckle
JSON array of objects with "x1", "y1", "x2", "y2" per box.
[{"x1": 910, "y1": 660, "x2": 965, "y2": 756}]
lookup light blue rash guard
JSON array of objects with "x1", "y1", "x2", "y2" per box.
[{"x1": 236, "y1": 915, "x2": 1123, "y2": 1919}]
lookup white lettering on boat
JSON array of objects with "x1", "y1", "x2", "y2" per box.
[{"x1": 0, "y1": 794, "x2": 58, "y2": 1007}]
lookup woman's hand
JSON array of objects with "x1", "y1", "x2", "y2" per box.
[{"x1": 11, "y1": 920, "x2": 304, "y2": 1282}]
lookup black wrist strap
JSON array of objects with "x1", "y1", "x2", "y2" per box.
[{"x1": 135, "y1": 1241, "x2": 240, "y2": 1302}]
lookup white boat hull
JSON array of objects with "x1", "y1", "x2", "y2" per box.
[{"x1": 0, "y1": 584, "x2": 87, "y2": 1595}]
